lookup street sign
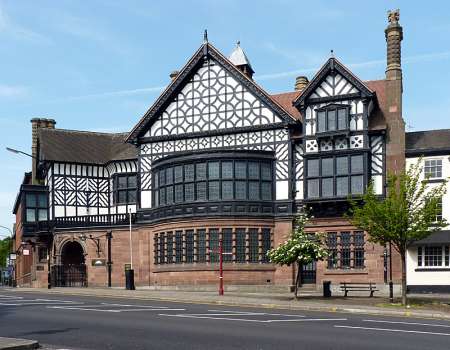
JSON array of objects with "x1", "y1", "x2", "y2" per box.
[
  {"x1": 9, "y1": 253, "x2": 16, "y2": 260},
  {"x1": 23, "y1": 249, "x2": 30, "y2": 256}
]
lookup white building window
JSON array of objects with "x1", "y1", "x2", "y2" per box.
[
  {"x1": 424, "y1": 159, "x2": 442, "y2": 178},
  {"x1": 417, "y1": 245, "x2": 449, "y2": 267}
]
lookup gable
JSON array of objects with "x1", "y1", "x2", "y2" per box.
[
  {"x1": 309, "y1": 73, "x2": 359, "y2": 99},
  {"x1": 127, "y1": 43, "x2": 296, "y2": 142},
  {"x1": 147, "y1": 59, "x2": 285, "y2": 137},
  {"x1": 294, "y1": 57, "x2": 373, "y2": 107}
]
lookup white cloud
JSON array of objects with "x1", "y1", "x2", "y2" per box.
[{"x1": 0, "y1": 85, "x2": 27, "y2": 98}]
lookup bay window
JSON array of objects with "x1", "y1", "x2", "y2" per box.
[
  {"x1": 306, "y1": 153, "x2": 366, "y2": 199},
  {"x1": 25, "y1": 192, "x2": 48, "y2": 222}
]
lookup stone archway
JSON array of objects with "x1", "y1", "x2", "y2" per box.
[{"x1": 52, "y1": 240, "x2": 87, "y2": 287}]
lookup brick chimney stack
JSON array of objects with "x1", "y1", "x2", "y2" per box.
[
  {"x1": 384, "y1": 9, "x2": 405, "y2": 175},
  {"x1": 294, "y1": 76, "x2": 309, "y2": 91},
  {"x1": 385, "y1": 9, "x2": 403, "y2": 80},
  {"x1": 31, "y1": 118, "x2": 56, "y2": 184}
]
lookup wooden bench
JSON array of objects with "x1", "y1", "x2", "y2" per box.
[{"x1": 340, "y1": 282, "x2": 378, "y2": 297}]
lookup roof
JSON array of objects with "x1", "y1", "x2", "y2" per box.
[
  {"x1": 12, "y1": 172, "x2": 31, "y2": 214},
  {"x1": 39, "y1": 128, "x2": 137, "y2": 164},
  {"x1": 269, "y1": 79, "x2": 388, "y2": 128},
  {"x1": 412, "y1": 230, "x2": 450, "y2": 245},
  {"x1": 126, "y1": 42, "x2": 298, "y2": 142},
  {"x1": 406, "y1": 129, "x2": 450, "y2": 155},
  {"x1": 228, "y1": 42, "x2": 253, "y2": 70}
]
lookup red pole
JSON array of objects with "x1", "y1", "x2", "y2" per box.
[{"x1": 219, "y1": 238, "x2": 224, "y2": 296}]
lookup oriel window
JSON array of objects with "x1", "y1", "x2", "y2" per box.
[{"x1": 25, "y1": 192, "x2": 48, "y2": 222}]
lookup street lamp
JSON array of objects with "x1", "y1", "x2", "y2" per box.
[{"x1": 80, "y1": 232, "x2": 113, "y2": 287}]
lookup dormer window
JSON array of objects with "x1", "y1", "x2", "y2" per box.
[{"x1": 316, "y1": 105, "x2": 349, "y2": 134}]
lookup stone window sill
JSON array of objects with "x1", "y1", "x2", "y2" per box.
[
  {"x1": 415, "y1": 268, "x2": 450, "y2": 272},
  {"x1": 324, "y1": 269, "x2": 368, "y2": 275},
  {"x1": 153, "y1": 263, "x2": 275, "y2": 273}
]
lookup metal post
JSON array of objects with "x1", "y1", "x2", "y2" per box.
[
  {"x1": 47, "y1": 252, "x2": 51, "y2": 289},
  {"x1": 389, "y1": 242, "x2": 394, "y2": 303},
  {"x1": 107, "y1": 231, "x2": 112, "y2": 288},
  {"x1": 129, "y1": 209, "x2": 133, "y2": 270},
  {"x1": 219, "y1": 238, "x2": 224, "y2": 296},
  {"x1": 383, "y1": 246, "x2": 388, "y2": 284}
]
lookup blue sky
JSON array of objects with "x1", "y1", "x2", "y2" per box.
[{"x1": 1, "y1": 0, "x2": 449, "y2": 232}]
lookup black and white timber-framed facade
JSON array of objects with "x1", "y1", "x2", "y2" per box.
[{"x1": 12, "y1": 10, "x2": 447, "y2": 292}]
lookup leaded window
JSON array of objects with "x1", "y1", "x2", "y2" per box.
[
  {"x1": 326, "y1": 231, "x2": 365, "y2": 269},
  {"x1": 316, "y1": 106, "x2": 349, "y2": 133},
  {"x1": 306, "y1": 154, "x2": 365, "y2": 199},
  {"x1": 113, "y1": 174, "x2": 137, "y2": 205},
  {"x1": 154, "y1": 228, "x2": 272, "y2": 265},
  {"x1": 417, "y1": 246, "x2": 449, "y2": 267},
  {"x1": 153, "y1": 158, "x2": 274, "y2": 206},
  {"x1": 424, "y1": 159, "x2": 442, "y2": 179},
  {"x1": 25, "y1": 192, "x2": 48, "y2": 222}
]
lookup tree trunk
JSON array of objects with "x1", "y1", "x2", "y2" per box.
[
  {"x1": 401, "y1": 251, "x2": 407, "y2": 306},
  {"x1": 294, "y1": 262, "x2": 302, "y2": 299}
]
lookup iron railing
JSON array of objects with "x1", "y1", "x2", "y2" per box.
[
  {"x1": 54, "y1": 213, "x2": 136, "y2": 229},
  {"x1": 51, "y1": 264, "x2": 87, "y2": 287}
]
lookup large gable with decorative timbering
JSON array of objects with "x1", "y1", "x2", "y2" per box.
[{"x1": 127, "y1": 43, "x2": 297, "y2": 142}]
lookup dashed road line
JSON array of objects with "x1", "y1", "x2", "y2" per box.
[
  {"x1": 363, "y1": 319, "x2": 450, "y2": 328},
  {"x1": 334, "y1": 325, "x2": 450, "y2": 336}
]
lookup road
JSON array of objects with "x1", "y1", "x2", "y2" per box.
[{"x1": 0, "y1": 289, "x2": 449, "y2": 350}]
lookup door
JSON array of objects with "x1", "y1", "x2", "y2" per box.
[{"x1": 300, "y1": 261, "x2": 316, "y2": 284}]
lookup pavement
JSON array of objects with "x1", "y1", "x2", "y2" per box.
[
  {"x1": 0, "y1": 337, "x2": 38, "y2": 350},
  {"x1": 1, "y1": 289, "x2": 450, "y2": 350}
]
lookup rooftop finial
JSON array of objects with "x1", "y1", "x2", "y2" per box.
[
  {"x1": 387, "y1": 9, "x2": 400, "y2": 25},
  {"x1": 236, "y1": 40, "x2": 240, "y2": 46},
  {"x1": 330, "y1": 49, "x2": 334, "y2": 58},
  {"x1": 203, "y1": 29, "x2": 208, "y2": 43}
]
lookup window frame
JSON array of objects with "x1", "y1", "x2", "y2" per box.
[
  {"x1": 326, "y1": 231, "x2": 366, "y2": 270},
  {"x1": 24, "y1": 192, "x2": 48, "y2": 223},
  {"x1": 417, "y1": 245, "x2": 450, "y2": 268},
  {"x1": 424, "y1": 159, "x2": 443, "y2": 179},
  {"x1": 152, "y1": 153, "x2": 275, "y2": 208},
  {"x1": 113, "y1": 173, "x2": 137, "y2": 205},
  {"x1": 305, "y1": 152, "x2": 367, "y2": 199},
  {"x1": 316, "y1": 104, "x2": 350, "y2": 134}
]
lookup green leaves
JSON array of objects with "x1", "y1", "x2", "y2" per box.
[{"x1": 267, "y1": 211, "x2": 328, "y2": 266}]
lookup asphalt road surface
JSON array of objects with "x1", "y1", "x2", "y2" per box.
[{"x1": 0, "y1": 289, "x2": 449, "y2": 350}]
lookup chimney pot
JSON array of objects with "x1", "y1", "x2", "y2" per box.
[
  {"x1": 295, "y1": 76, "x2": 309, "y2": 91},
  {"x1": 30, "y1": 117, "x2": 56, "y2": 184},
  {"x1": 385, "y1": 9, "x2": 403, "y2": 80}
]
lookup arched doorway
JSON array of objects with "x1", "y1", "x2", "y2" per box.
[{"x1": 52, "y1": 241, "x2": 87, "y2": 287}]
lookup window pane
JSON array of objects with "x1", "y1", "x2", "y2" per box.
[
  {"x1": 321, "y1": 158, "x2": 334, "y2": 176},
  {"x1": 261, "y1": 182, "x2": 272, "y2": 200},
  {"x1": 222, "y1": 162, "x2": 233, "y2": 179},
  {"x1": 175, "y1": 184, "x2": 183, "y2": 202},
  {"x1": 165, "y1": 168, "x2": 173, "y2": 185},
  {"x1": 166, "y1": 233, "x2": 173, "y2": 264},
  {"x1": 336, "y1": 157, "x2": 348, "y2": 175},
  {"x1": 248, "y1": 229, "x2": 259, "y2": 263},
  {"x1": 235, "y1": 228, "x2": 246, "y2": 263},
  {"x1": 159, "y1": 188, "x2": 166, "y2": 205},
  {"x1": 197, "y1": 229, "x2": 206, "y2": 263},
  {"x1": 209, "y1": 229, "x2": 219, "y2": 263},
  {"x1": 196, "y1": 182, "x2": 207, "y2": 201},
  {"x1": 38, "y1": 194, "x2": 48, "y2": 208},
  {"x1": 128, "y1": 191, "x2": 136, "y2": 203},
  {"x1": 159, "y1": 169, "x2": 166, "y2": 186},
  {"x1": 337, "y1": 109, "x2": 347, "y2": 130},
  {"x1": 235, "y1": 181, "x2": 247, "y2": 200},
  {"x1": 26, "y1": 194, "x2": 36, "y2": 208},
  {"x1": 307, "y1": 159, "x2": 319, "y2": 177},
  {"x1": 249, "y1": 181, "x2": 260, "y2": 200},
  {"x1": 196, "y1": 163, "x2": 206, "y2": 180},
  {"x1": 118, "y1": 190, "x2": 127, "y2": 203},
  {"x1": 184, "y1": 183, "x2": 194, "y2": 202},
  {"x1": 208, "y1": 162, "x2": 219, "y2": 179},
  {"x1": 174, "y1": 166, "x2": 183, "y2": 183},
  {"x1": 351, "y1": 175, "x2": 363, "y2": 194},
  {"x1": 336, "y1": 177, "x2": 349, "y2": 196},
  {"x1": 222, "y1": 228, "x2": 233, "y2": 262},
  {"x1": 154, "y1": 172, "x2": 159, "y2": 189},
  {"x1": 175, "y1": 231, "x2": 183, "y2": 263},
  {"x1": 222, "y1": 181, "x2": 233, "y2": 200},
  {"x1": 308, "y1": 179, "x2": 319, "y2": 198},
  {"x1": 322, "y1": 178, "x2": 333, "y2": 197},
  {"x1": 38, "y1": 209, "x2": 48, "y2": 221},
  {"x1": 185, "y1": 230, "x2": 194, "y2": 263},
  {"x1": 327, "y1": 110, "x2": 336, "y2": 131},
  {"x1": 351, "y1": 155, "x2": 364, "y2": 174},
  {"x1": 317, "y1": 111, "x2": 326, "y2": 132},
  {"x1": 208, "y1": 181, "x2": 220, "y2": 200},
  {"x1": 248, "y1": 162, "x2": 259, "y2": 179},
  {"x1": 26, "y1": 209, "x2": 36, "y2": 222},
  {"x1": 128, "y1": 175, "x2": 137, "y2": 188},
  {"x1": 261, "y1": 163, "x2": 272, "y2": 181},
  {"x1": 184, "y1": 164, "x2": 194, "y2": 182},
  {"x1": 166, "y1": 185, "x2": 174, "y2": 204},
  {"x1": 118, "y1": 176, "x2": 127, "y2": 189},
  {"x1": 261, "y1": 228, "x2": 271, "y2": 263},
  {"x1": 235, "y1": 161, "x2": 247, "y2": 179}
]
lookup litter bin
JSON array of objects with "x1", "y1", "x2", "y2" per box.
[
  {"x1": 323, "y1": 280, "x2": 331, "y2": 298},
  {"x1": 125, "y1": 269, "x2": 135, "y2": 290}
]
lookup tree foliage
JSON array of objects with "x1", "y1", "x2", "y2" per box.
[
  {"x1": 267, "y1": 211, "x2": 328, "y2": 297},
  {"x1": 0, "y1": 237, "x2": 11, "y2": 268},
  {"x1": 349, "y1": 159, "x2": 447, "y2": 305}
]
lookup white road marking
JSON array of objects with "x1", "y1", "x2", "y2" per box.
[
  {"x1": 101, "y1": 303, "x2": 169, "y2": 309},
  {"x1": 334, "y1": 325, "x2": 450, "y2": 336},
  {"x1": 207, "y1": 309, "x2": 306, "y2": 317},
  {"x1": 159, "y1": 313, "x2": 346, "y2": 323},
  {"x1": 47, "y1": 305, "x2": 185, "y2": 313},
  {"x1": 363, "y1": 319, "x2": 450, "y2": 328}
]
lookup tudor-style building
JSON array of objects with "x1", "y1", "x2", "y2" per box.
[{"x1": 13, "y1": 10, "x2": 409, "y2": 291}]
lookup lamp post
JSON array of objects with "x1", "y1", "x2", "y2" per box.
[
  {"x1": 80, "y1": 231, "x2": 113, "y2": 287},
  {"x1": 0, "y1": 225, "x2": 14, "y2": 287},
  {"x1": 126, "y1": 208, "x2": 135, "y2": 290}
]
